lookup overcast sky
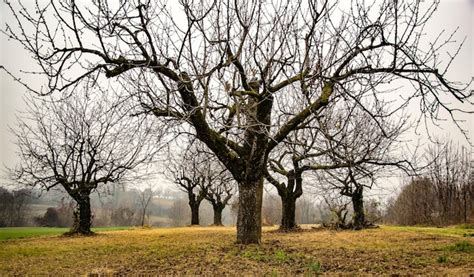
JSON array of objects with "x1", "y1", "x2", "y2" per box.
[{"x1": 0, "y1": 1, "x2": 473, "y2": 195}]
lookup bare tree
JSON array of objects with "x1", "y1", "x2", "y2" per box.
[
  {"x1": 3, "y1": 0, "x2": 470, "y2": 243},
  {"x1": 265, "y1": 101, "x2": 410, "y2": 230},
  {"x1": 310, "y1": 102, "x2": 412, "y2": 229},
  {"x1": 137, "y1": 184, "x2": 157, "y2": 226},
  {"x1": 203, "y1": 169, "x2": 234, "y2": 226},
  {"x1": 10, "y1": 91, "x2": 162, "y2": 235},
  {"x1": 322, "y1": 194, "x2": 350, "y2": 229},
  {"x1": 167, "y1": 142, "x2": 211, "y2": 226}
]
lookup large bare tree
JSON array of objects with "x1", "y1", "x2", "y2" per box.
[
  {"x1": 10, "y1": 90, "x2": 162, "y2": 235},
  {"x1": 3, "y1": 0, "x2": 471, "y2": 243}
]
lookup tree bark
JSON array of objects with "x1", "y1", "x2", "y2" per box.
[
  {"x1": 280, "y1": 196, "x2": 297, "y2": 230},
  {"x1": 237, "y1": 178, "x2": 263, "y2": 244},
  {"x1": 141, "y1": 209, "x2": 146, "y2": 226},
  {"x1": 190, "y1": 203, "x2": 200, "y2": 225},
  {"x1": 351, "y1": 187, "x2": 365, "y2": 230},
  {"x1": 71, "y1": 193, "x2": 93, "y2": 235},
  {"x1": 213, "y1": 205, "x2": 224, "y2": 226}
]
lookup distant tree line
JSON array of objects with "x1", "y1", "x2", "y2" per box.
[
  {"x1": 385, "y1": 141, "x2": 474, "y2": 226},
  {"x1": 0, "y1": 187, "x2": 30, "y2": 227}
]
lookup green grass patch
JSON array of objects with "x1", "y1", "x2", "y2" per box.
[
  {"x1": 0, "y1": 226, "x2": 130, "y2": 241},
  {"x1": 454, "y1": 224, "x2": 474, "y2": 229},
  {"x1": 307, "y1": 260, "x2": 322, "y2": 275},
  {"x1": 444, "y1": 241, "x2": 474, "y2": 253},
  {"x1": 241, "y1": 248, "x2": 269, "y2": 262},
  {"x1": 274, "y1": 250, "x2": 289, "y2": 263},
  {"x1": 437, "y1": 255, "x2": 448, "y2": 263}
]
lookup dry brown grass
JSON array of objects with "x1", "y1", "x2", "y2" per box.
[{"x1": 0, "y1": 225, "x2": 473, "y2": 275}]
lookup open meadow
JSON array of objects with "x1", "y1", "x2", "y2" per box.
[{"x1": 0, "y1": 225, "x2": 473, "y2": 275}]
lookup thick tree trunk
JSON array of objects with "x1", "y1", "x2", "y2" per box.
[
  {"x1": 351, "y1": 188, "x2": 365, "y2": 230},
  {"x1": 280, "y1": 196, "x2": 297, "y2": 230},
  {"x1": 237, "y1": 178, "x2": 263, "y2": 244},
  {"x1": 71, "y1": 194, "x2": 93, "y2": 235},
  {"x1": 190, "y1": 203, "x2": 200, "y2": 225},
  {"x1": 213, "y1": 206, "x2": 224, "y2": 226}
]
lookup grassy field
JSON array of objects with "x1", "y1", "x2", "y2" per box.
[
  {"x1": 0, "y1": 225, "x2": 473, "y2": 275},
  {"x1": 0, "y1": 226, "x2": 131, "y2": 240}
]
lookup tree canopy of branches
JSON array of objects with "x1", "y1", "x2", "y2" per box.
[
  {"x1": 10, "y1": 91, "x2": 161, "y2": 235},
  {"x1": 3, "y1": 0, "x2": 471, "y2": 243}
]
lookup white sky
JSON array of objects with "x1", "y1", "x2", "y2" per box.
[{"x1": 0, "y1": 1, "x2": 473, "y2": 197}]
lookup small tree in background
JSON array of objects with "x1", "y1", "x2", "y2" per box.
[
  {"x1": 203, "y1": 172, "x2": 234, "y2": 226},
  {"x1": 168, "y1": 141, "x2": 210, "y2": 226},
  {"x1": 137, "y1": 185, "x2": 158, "y2": 226}
]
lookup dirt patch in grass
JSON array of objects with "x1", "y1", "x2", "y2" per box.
[{"x1": 0, "y1": 226, "x2": 472, "y2": 275}]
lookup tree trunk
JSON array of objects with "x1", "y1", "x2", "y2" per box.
[
  {"x1": 190, "y1": 203, "x2": 200, "y2": 225},
  {"x1": 352, "y1": 188, "x2": 365, "y2": 230},
  {"x1": 71, "y1": 194, "x2": 93, "y2": 235},
  {"x1": 213, "y1": 206, "x2": 224, "y2": 226},
  {"x1": 280, "y1": 196, "x2": 297, "y2": 230},
  {"x1": 141, "y1": 209, "x2": 146, "y2": 226},
  {"x1": 237, "y1": 178, "x2": 263, "y2": 244}
]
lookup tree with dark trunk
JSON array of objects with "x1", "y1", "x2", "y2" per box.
[
  {"x1": 170, "y1": 140, "x2": 235, "y2": 226},
  {"x1": 350, "y1": 186, "x2": 365, "y2": 230},
  {"x1": 327, "y1": 170, "x2": 368, "y2": 229},
  {"x1": 9, "y1": 91, "x2": 162, "y2": 235},
  {"x1": 175, "y1": 173, "x2": 207, "y2": 226},
  {"x1": 265, "y1": 159, "x2": 303, "y2": 231},
  {"x1": 203, "y1": 175, "x2": 234, "y2": 226},
  {"x1": 168, "y1": 141, "x2": 212, "y2": 226},
  {"x1": 4, "y1": 1, "x2": 470, "y2": 243}
]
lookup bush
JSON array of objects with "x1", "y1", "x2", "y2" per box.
[{"x1": 35, "y1": 204, "x2": 74, "y2": 227}]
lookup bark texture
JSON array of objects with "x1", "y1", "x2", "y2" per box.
[
  {"x1": 281, "y1": 196, "x2": 297, "y2": 230},
  {"x1": 237, "y1": 179, "x2": 263, "y2": 244},
  {"x1": 351, "y1": 187, "x2": 365, "y2": 230},
  {"x1": 70, "y1": 193, "x2": 93, "y2": 235},
  {"x1": 212, "y1": 205, "x2": 224, "y2": 226}
]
